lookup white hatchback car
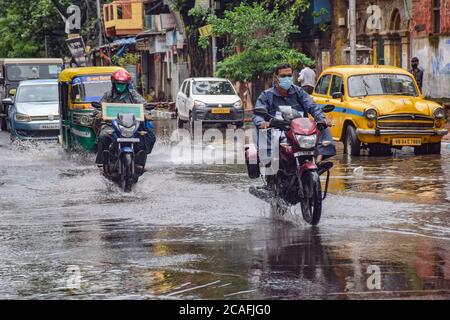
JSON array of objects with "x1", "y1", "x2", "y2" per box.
[{"x1": 176, "y1": 77, "x2": 244, "y2": 129}]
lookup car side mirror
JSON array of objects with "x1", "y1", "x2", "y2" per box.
[
  {"x1": 332, "y1": 92, "x2": 342, "y2": 100},
  {"x1": 322, "y1": 105, "x2": 335, "y2": 113},
  {"x1": 0, "y1": 78, "x2": 5, "y2": 85},
  {"x1": 2, "y1": 98, "x2": 13, "y2": 106}
]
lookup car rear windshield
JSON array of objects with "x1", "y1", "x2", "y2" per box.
[
  {"x1": 192, "y1": 81, "x2": 236, "y2": 95},
  {"x1": 16, "y1": 84, "x2": 58, "y2": 103},
  {"x1": 348, "y1": 74, "x2": 419, "y2": 97},
  {"x1": 6, "y1": 64, "x2": 61, "y2": 81}
]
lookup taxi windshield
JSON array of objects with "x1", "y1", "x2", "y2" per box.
[
  {"x1": 348, "y1": 74, "x2": 419, "y2": 97},
  {"x1": 71, "y1": 76, "x2": 112, "y2": 103}
]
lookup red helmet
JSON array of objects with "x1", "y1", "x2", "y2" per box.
[{"x1": 111, "y1": 69, "x2": 131, "y2": 84}]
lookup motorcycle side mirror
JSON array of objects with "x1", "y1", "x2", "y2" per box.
[
  {"x1": 322, "y1": 105, "x2": 335, "y2": 113},
  {"x1": 254, "y1": 108, "x2": 271, "y2": 121},
  {"x1": 144, "y1": 103, "x2": 155, "y2": 111},
  {"x1": 91, "y1": 102, "x2": 102, "y2": 109}
]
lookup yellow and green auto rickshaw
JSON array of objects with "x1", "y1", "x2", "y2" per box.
[{"x1": 58, "y1": 66, "x2": 125, "y2": 152}]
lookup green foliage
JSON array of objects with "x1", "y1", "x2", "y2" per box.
[
  {"x1": 0, "y1": 0, "x2": 65, "y2": 57},
  {"x1": 111, "y1": 53, "x2": 140, "y2": 67},
  {"x1": 216, "y1": 47, "x2": 313, "y2": 83},
  {"x1": 0, "y1": 0, "x2": 109, "y2": 58},
  {"x1": 199, "y1": 1, "x2": 313, "y2": 82},
  {"x1": 312, "y1": 7, "x2": 329, "y2": 32}
]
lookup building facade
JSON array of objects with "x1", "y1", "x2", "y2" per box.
[{"x1": 411, "y1": 0, "x2": 450, "y2": 98}]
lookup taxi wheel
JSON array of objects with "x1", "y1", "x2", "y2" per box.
[
  {"x1": 415, "y1": 143, "x2": 441, "y2": 155},
  {"x1": 344, "y1": 125, "x2": 361, "y2": 156},
  {"x1": 428, "y1": 142, "x2": 441, "y2": 154}
]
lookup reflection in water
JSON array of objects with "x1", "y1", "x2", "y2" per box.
[
  {"x1": 329, "y1": 150, "x2": 450, "y2": 204},
  {"x1": 248, "y1": 221, "x2": 450, "y2": 299}
]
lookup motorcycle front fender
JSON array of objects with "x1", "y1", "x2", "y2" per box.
[{"x1": 298, "y1": 162, "x2": 318, "y2": 177}]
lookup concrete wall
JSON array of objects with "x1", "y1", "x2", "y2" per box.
[{"x1": 413, "y1": 36, "x2": 450, "y2": 98}]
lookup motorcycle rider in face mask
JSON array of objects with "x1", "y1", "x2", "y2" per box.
[
  {"x1": 95, "y1": 69, "x2": 156, "y2": 174},
  {"x1": 253, "y1": 63, "x2": 336, "y2": 187}
]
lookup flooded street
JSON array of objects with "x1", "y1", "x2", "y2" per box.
[{"x1": 0, "y1": 121, "x2": 449, "y2": 299}]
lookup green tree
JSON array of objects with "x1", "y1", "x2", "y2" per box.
[
  {"x1": 0, "y1": 0, "x2": 109, "y2": 58},
  {"x1": 202, "y1": 2, "x2": 313, "y2": 82}
]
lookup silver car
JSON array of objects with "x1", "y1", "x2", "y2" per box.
[{"x1": 4, "y1": 79, "x2": 60, "y2": 141}]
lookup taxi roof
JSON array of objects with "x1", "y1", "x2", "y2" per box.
[
  {"x1": 59, "y1": 66, "x2": 124, "y2": 82},
  {"x1": 322, "y1": 65, "x2": 412, "y2": 76}
]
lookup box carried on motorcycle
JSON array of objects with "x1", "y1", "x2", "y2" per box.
[{"x1": 244, "y1": 143, "x2": 260, "y2": 179}]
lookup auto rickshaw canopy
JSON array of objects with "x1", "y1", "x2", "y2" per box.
[{"x1": 58, "y1": 66, "x2": 124, "y2": 83}]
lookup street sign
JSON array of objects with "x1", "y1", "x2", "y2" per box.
[
  {"x1": 199, "y1": 24, "x2": 213, "y2": 37},
  {"x1": 66, "y1": 36, "x2": 87, "y2": 67}
]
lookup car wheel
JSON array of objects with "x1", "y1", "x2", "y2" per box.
[
  {"x1": 369, "y1": 143, "x2": 392, "y2": 156},
  {"x1": 177, "y1": 115, "x2": 185, "y2": 129},
  {"x1": 1, "y1": 118, "x2": 7, "y2": 131},
  {"x1": 344, "y1": 125, "x2": 361, "y2": 156}
]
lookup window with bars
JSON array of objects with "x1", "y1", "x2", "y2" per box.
[{"x1": 432, "y1": 0, "x2": 440, "y2": 34}]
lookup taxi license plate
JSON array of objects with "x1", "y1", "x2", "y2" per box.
[
  {"x1": 40, "y1": 124, "x2": 60, "y2": 130},
  {"x1": 211, "y1": 108, "x2": 230, "y2": 114},
  {"x1": 392, "y1": 138, "x2": 422, "y2": 146}
]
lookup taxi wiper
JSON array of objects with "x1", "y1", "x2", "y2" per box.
[{"x1": 361, "y1": 79, "x2": 370, "y2": 97}]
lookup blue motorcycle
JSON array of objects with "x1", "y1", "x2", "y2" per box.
[{"x1": 92, "y1": 102, "x2": 154, "y2": 192}]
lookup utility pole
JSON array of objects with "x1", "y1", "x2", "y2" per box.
[
  {"x1": 349, "y1": 0, "x2": 357, "y2": 64},
  {"x1": 96, "y1": 0, "x2": 103, "y2": 47},
  {"x1": 210, "y1": 0, "x2": 217, "y2": 75}
]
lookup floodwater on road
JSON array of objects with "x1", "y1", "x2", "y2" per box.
[{"x1": 0, "y1": 121, "x2": 449, "y2": 299}]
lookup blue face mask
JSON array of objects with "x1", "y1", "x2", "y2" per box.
[{"x1": 278, "y1": 76, "x2": 293, "y2": 90}]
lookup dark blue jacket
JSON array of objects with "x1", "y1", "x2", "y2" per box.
[{"x1": 252, "y1": 85, "x2": 325, "y2": 127}]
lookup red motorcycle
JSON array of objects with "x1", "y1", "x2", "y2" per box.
[{"x1": 245, "y1": 105, "x2": 334, "y2": 225}]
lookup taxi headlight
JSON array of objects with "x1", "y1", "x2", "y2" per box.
[
  {"x1": 15, "y1": 113, "x2": 31, "y2": 122},
  {"x1": 364, "y1": 108, "x2": 378, "y2": 120},
  {"x1": 119, "y1": 125, "x2": 136, "y2": 138},
  {"x1": 296, "y1": 134, "x2": 317, "y2": 149},
  {"x1": 433, "y1": 107, "x2": 445, "y2": 119}
]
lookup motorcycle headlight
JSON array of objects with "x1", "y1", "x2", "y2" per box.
[
  {"x1": 364, "y1": 108, "x2": 377, "y2": 120},
  {"x1": 233, "y1": 101, "x2": 242, "y2": 109},
  {"x1": 15, "y1": 113, "x2": 31, "y2": 122},
  {"x1": 433, "y1": 107, "x2": 445, "y2": 119},
  {"x1": 119, "y1": 125, "x2": 136, "y2": 138},
  {"x1": 296, "y1": 134, "x2": 317, "y2": 149},
  {"x1": 194, "y1": 101, "x2": 206, "y2": 108}
]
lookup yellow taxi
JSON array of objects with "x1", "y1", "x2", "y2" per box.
[{"x1": 312, "y1": 65, "x2": 447, "y2": 155}]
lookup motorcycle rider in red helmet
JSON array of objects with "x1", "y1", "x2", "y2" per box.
[{"x1": 95, "y1": 69, "x2": 156, "y2": 174}]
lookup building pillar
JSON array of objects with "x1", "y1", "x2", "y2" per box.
[
  {"x1": 384, "y1": 38, "x2": 392, "y2": 66},
  {"x1": 401, "y1": 34, "x2": 410, "y2": 69}
]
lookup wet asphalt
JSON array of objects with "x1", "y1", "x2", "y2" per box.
[{"x1": 0, "y1": 120, "x2": 449, "y2": 299}]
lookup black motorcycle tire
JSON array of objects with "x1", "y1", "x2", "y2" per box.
[
  {"x1": 120, "y1": 153, "x2": 134, "y2": 192},
  {"x1": 300, "y1": 170, "x2": 322, "y2": 225}
]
